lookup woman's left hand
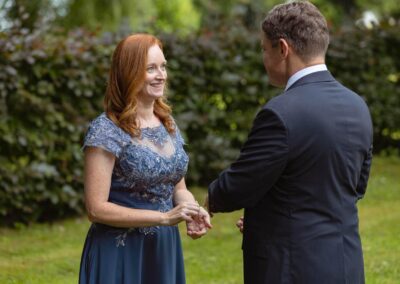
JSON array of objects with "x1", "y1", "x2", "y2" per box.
[{"x1": 186, "y1": 207, "x2": 212, "y2": 239}]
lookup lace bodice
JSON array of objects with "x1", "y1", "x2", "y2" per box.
[{"x1": 83, "y1": 113, "x2": 189, "y2": 214}]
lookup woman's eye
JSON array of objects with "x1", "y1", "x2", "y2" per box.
[{"x1": 147, "y1": 64, "x2": 167, "y2": 73}]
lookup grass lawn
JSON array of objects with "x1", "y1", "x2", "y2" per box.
[{"x1": 0, "y1": 156, "x2": 399, "y2": 283}]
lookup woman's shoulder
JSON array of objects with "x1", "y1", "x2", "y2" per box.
[
  {"x1": 89, "y1": 113, "x2": 129, "y2": 137},
  {"x1": 90, "y1": 112, "x2": 117, "y2": 129},
  {"x1": 84, "y1": 113, "x2": 130, "y2": 157},
  {"x1": 97, "y1": 112, "x2": 134, "y2": 133}
]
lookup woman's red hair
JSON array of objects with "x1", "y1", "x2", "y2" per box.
[{"x1": 104, "y1": 33, "x2": 175, "y2": 137}]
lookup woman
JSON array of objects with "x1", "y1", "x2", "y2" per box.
[{"x1": 79, "y1": 34, "x2": 211, "y2": 284}]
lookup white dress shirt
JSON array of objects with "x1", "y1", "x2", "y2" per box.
[{"x1": 285, "y1": 64, "x2": 328, "y2": 91}]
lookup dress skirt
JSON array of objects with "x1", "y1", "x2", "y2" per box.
[{"x1": 79, "y1": 223, "x2": 186, "y2": 284}]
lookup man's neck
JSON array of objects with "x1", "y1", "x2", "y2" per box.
[
  {"x1": 284, "y1": 60, "x2": 327, "y2": 91},
  {"x1": 286, "y1": 56, "x2": 325, "y2": 80}
]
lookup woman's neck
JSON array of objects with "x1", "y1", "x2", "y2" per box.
[{"x1": 136, "y1": 99, "x2": 159, "y2": 127}]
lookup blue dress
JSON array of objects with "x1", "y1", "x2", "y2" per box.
[{"x1": 79, "y1": 113, "x2": 189, "y2": 284}]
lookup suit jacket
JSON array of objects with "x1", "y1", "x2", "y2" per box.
[{"x1": 208, "y1": 71, "x2": 373, "y2": 284}]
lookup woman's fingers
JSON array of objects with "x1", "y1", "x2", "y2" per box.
[
  {"x1": 164, "y1": 202, "x2": 201, "y2": 225},
  {"x1": 186, "y1": 213, "x2": 210, "y2": 240},
  {"x1": 187, "y1": 225, "x2": 207, "y2": 239},
  {"x1": 198, "y1": 207, "x2": 213, "y2": 229},
  {"x1": 165, "y1": 202, "x2": 213, "y2": 227}
]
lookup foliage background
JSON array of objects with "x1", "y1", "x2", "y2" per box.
[{"x1": 0, "y1": 0, "x2": 399, "y2": 225}]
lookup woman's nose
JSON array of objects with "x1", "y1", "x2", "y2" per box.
[{"x1": 156, "y1": 68, "x2": 166, "y2": 80}]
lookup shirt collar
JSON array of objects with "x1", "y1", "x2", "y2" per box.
[{"x1": 285, "y1": 64, "x2": 328, "y2": 91}]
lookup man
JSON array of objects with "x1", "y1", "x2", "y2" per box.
[{"x1": 206, "y1": 1, "x2": 373, "y2": 283}]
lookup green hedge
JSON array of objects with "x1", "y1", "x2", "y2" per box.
[
  {"x1": 327, "y1": 21, "x2": 400, "y2": 152},
  {"x1": 0, "y1": 27, "x2": 113, "y2": 224},
  {"x1": 1, "y1": 21, "x2": 399, "y2": 224}
]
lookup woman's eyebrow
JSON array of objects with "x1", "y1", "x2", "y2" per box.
[{"x1": 147, "y1": 60, "x2": 167, "y2": 66}]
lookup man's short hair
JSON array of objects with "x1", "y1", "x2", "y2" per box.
[{"x1": 262, "y1": 1, "x2": 330, "y2": 62}]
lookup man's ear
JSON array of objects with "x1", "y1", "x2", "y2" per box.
[{"x1": 278, "y1": 38, "x2": 290, "y2": 59}]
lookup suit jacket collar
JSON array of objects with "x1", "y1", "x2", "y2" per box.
[{"x1": 286, "y1": 71, "x2": 335, "y2": 92}]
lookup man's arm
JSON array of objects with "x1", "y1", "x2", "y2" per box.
[
  {"x1": 208, "y1": 108, "x2": 289, "y2": 213},
  {"x1": 356, "y1": 144, "x2": 373, "y2": 200}
]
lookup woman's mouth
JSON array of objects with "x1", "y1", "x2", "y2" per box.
[{"x1": 150, "y1": 82, "x2": 164, "y2": 88}]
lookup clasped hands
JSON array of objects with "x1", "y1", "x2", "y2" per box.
[
  {"x1": 177, "y1": 197, "x2": 244, "y2": 240},
  {"x1": 186, "y1": 202, "x2": 212, "y2": 239},
  {"x1": 164, "y1": 200, "x2": 212, "y2": 239}
]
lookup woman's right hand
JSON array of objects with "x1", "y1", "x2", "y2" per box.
[{"x1": 161, "y1": 202, "x2": 200, "y2": 226}]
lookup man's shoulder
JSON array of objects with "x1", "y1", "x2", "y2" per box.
[{"x1": 262, "y1": 90, "x2": 294, "y2": 114}]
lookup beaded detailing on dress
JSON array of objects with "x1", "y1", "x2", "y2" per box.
[
  {"x1": 83, "y1": 113, "x2": 189, "y2": 242},
  {"x1": 140, "y1": 125, "x2": 170, "y2": 147},
  {"x1": 115, "y1": 227, "x2": 158, "y2": 247},
  {"x1": 133, "y1": 124, "x2": 176, "y2": 158}
]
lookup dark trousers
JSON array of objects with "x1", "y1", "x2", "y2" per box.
[{"x1": 243, "y1": 251, "x2": 270, "y2": 284}]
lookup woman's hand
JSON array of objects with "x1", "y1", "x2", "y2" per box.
[
  {"x1": 186, "y1": 207, "x2": 212, "y2": 239},
  {"x1": 160, "y1": 202, "x2": 200, "y2": 226}
]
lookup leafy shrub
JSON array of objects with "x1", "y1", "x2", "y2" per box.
[
  {"x1": 327, "y1": 20, "x2": 400, "y2": 151},
  {"x1": 0, "y1": 19, "x2": 399, "y2": 225},
  {"x1": 0, "y1": 25, "x2": 115, "y2": 225}
]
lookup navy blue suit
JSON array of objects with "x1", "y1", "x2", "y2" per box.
[{"x1": 208, "y1": 71, "x2": 373, "y2": 284}]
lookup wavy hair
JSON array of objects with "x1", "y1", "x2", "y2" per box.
[
  {"x1": 104, "y1": 33, "x2": 175, "y2": 137},
  {"x1": 262, "y1": 1, "x2": 329, "y2": 62}
]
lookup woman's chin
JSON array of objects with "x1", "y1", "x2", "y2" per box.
[{"x1": 148, "y1": 92, "x2": 164, "y2": 99}]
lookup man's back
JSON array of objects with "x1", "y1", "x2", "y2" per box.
[
  {"x1": 208, "y1": 2, "x2": 373, "y2": 283},
  {"x1": 243, "y1": 71, "x2": 373, "y2": 283}
]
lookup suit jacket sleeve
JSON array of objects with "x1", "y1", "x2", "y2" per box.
[
  {"x1": 356, "y1": 144, "x2": 373, "y2": 199},
  {"x1": 208, "y1": 108, "x2": 289, "y2": 213}
]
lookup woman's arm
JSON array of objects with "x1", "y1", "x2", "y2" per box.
[
  {"x1": 84, "y1": 147, "x2": 200, "y2": 228},
  {"x1": 173, "y1": 178, "x2": 198, "y2": 206}
]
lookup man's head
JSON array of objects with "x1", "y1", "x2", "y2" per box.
[{"x1": 261, "y1": 1, "x2": 329, "y2": 87}]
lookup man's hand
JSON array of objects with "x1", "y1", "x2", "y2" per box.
[{"x1": 236, "y1": 216, "x2": 244, "y2": 233}]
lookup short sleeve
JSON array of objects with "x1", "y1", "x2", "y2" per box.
[
  {"x1": 83, "y1": 113, "x2": 126, "y2": 158},
  {"x1": 173, "y1": 123, "x2": 186, "y2": 146}
]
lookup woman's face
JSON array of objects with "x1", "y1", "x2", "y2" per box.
[{"x1": 142, "y1": 44, "x2": 167, "y2": 99}]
